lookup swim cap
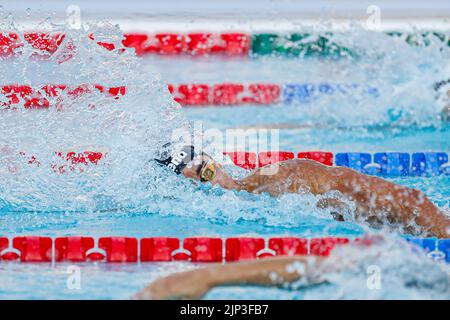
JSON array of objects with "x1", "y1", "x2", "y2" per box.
[{"x1": 155, "y1": 145, "x2": 197, "y2": 174}]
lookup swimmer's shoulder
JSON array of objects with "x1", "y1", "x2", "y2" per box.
[
  {"x1": 249, "y1": 158, "x2": 331, "y2": 179},
  {"x1": 281, "y1": 158, "x2": 342, "y2": 181},
  {"x1": 282, "y1": 158, "x2": 329, "y2": 170}
]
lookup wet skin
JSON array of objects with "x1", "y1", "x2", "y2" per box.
[
  {"x1": 183, "y1": 156, "x2": 450, "y2": 238},
  {"x1": 134, "y1": 238, "x2": 450, "y2": 300},
  {"x1": 136, "y1": 89, "x2": 450, "y2": 301},
  {"x1": 134, "y1": 255, "x2": 324, "y2": 300}
]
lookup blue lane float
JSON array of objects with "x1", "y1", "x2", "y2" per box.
[
  {"x1": 406, "y1": 238, "x2": 450, "y2": 263},
  {"x1": 335, "y1": 152, "x2": 450, "y2": 177},
  {"x1": 374, "y1": 152, "x2": 410, "y2": 177},
  {"x1": 335, "y1": 152, "x2": 372, "y2": 172},
  {"x1": 438, "y1": 239, "x2": 450, "y2": 262},
  {"x1": 282, "y1": 83, "x2": 379, "y2": 104},
  {"x1": 411, "y1": 152, "x2": 450, "y2": 176}
]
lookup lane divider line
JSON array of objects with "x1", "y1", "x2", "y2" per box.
[
  {"x1": 0, "y1": 84, "x2": 126, "y2": 109},
  {"x1": 1, "y1": 150, "x2": 448, "y2": 178},
  {"x1": 0, "y1": 82, "x2": 378, "y2": 109},
  {"x1": 224, "y1": 151, "x2": 450, "y2": 177},
  {"x1": 2, "y1": 32, "x2": 448, "y2": 59},
  {"x1": 0, "y1": 235, "x2": 448, "y2": 264}
]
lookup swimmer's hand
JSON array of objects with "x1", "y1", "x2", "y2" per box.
[
  {"x1": 133, "y1": 268, "x2": 213, "y2": 300},
  {"x1": 133, "y1": 256, "x2": 325, "y2": 300}
]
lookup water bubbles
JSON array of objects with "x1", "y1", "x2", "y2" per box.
[
  {"x1": 0, "y1": 14, "x2": 448, "y2": 237},
  {"x1": 304, "y1": 234, "x2": 450, "y2": 299},
  {"x1": 0, "y1": 19, "x2": 190, "y2": 213}
]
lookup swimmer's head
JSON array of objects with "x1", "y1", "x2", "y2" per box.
[
  {"x1": 154, "y1": 144, "x2": 217, "y2": 182},
  {"x1": 182, "y1": 154, "x2": 217, "y2": 182}
]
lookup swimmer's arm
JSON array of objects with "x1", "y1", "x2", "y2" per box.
[
  {"x1": 330, "y1": 166, "x2": 450, "y2": 238},
  {"x1": 210, "y1": 158, "x2": 450, "y2": 238},
  {"x1": 133, "y1": 256, "x2": 325, "y2": 300},
  {"x1": 209, "y1": 158, "x2": 327, "y2": 195}
]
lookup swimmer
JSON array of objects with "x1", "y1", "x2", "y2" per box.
[
  {"x1": 155, "y1": 145, "x2": 450, "y2": 238},
  {"x1": 134, "y1": 235, "x2": 449, "y2": 300},
  {"x1": 136, "y1": 255, "x2": 325, "y2": 300}
]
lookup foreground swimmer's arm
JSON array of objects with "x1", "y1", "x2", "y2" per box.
[
  {"x1": 183, "y1": 157, "x2": 450, "y2": 238},
  {"x1": 134, "y1": 256, "x2": 325, "y2": 300}
]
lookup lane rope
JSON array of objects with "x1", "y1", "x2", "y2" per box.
[
  {"x1": 225, "y1": 151, "x2": 450, "y2": 177},
  {"x1": 1, "y1": 150, "x2": 449, "y2": 178},
  {"x1": 1, "y1": 32, "x2": 448, "y2": 59},
  {"x1": 0, "y1": 235, "x2": 448, "y2": 263},
  {"x1": 0, "y1": 82, "x2": 378, "y2": 108}
]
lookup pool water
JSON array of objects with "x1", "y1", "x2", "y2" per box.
[{"x1": 0, "y1": 21, "x2": 449, "y2": 299}]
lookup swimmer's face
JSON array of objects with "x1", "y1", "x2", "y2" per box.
[{"x1": 182, "y1": 154, "x2": 215, "y2": 181}]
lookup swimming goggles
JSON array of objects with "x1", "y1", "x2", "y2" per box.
[{"x1": 198, "y1": 160, "x2": 216, "y2": 182}]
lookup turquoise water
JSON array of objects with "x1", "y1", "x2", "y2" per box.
[
  {"x1": 1, "y1": 119, "x2": 449, "y2": 299},
  {"x1": 0, "y1": 23, "x2": 449, "y2": 299}
]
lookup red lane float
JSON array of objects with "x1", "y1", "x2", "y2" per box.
[
  {"x1": 0, "y1": 84, "x2": 126, "y2": 109},
  {"x1": 169, "y1": 84, "x2": 210, "y2": 106},
  {"x1": 0, "y1": 236, "x2": 354, "y2": 263},
  {"x1": 225, "y1": 237, "x2": 266, "y2": 262},
  {"x1": 98, "y1": 237, "x2": 138, "y2": 263},
  {"x1": 12, "y1": 236, "x2": 52, "y2": 262},
  {"x1": 310, "y1": 237, "x2": 350, "y2": 256},
  {"x1": 298, "y1": 152, "x2": 334, "y2": 166},
  {"x1": 140, "y1": 237, "x2": 180, "y2": 261},
  {"x1": 223, "y1": 151, "x2": 258, "y2": 170},
  {"x1": 0, "y1": 32, "x2": 250, "y2": 58},
  {"x1": 55, "y1": 236, "x2": 95, "y2": 262},
  {"x1": 168, "y1": 83, "x2": 280, "y2": 106},
  {"x1": 183, "y1": 237, "x2": 223, "y2": 262},
  {"x1": 0, "y1": 32, "x2": 64, "y2": 58},
  {"x1": 225, "y1": 151, "x2": 333, "y2": 169},
  {"x1": 258, "y1": 151, "x2": 295, "y2": 167},
  {"x1": 140, "y1": 237, "x2": 223, "y2": 262},
  {"x1": 122, "y1": 33, "x2": 250, "y2": 56},
  {"x1": 268, "y1": 237, "x2": 309, "y2": 256},
  {"x1": 0, "y1": 32, "x2": 118, "y2": 61}
]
